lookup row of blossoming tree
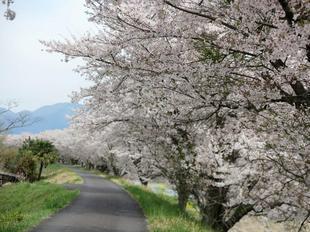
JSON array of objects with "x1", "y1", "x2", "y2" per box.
[{"x1": 32, "y1": 0, "x2": 310, "y2": 231}]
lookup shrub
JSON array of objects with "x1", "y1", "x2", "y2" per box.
[
  {"x1": 19, "y1": 138, "x2": 59, "y2": 180},
  {"x1": 0, "y1": 140, "x2": 37, "y2": 181},
  {"x1": 15, "y1": 151, "x2": 37, "y2": 182},
  {"x1": 0, "y1": 145, "x2": 19, "y2": 172}
]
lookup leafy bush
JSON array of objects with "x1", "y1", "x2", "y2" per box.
[
  {"x1": 0, "y1": 143, "x2": 37, "y2": 182},
  {"x1": 15, "y1": 151, "x2": 37, "y2": 182},
  {"x1": 19, "y1": 138, "x2": 59, "y2": 180},
  {"x1": 1, "y1": 138, "x2": 59, "y2": 182},
  {"x1": 0, "y1": 142, "x2": 19, "y2": 172},
  {"x1": 0, "y1": 137, "x2": 18, "y2": 172}
]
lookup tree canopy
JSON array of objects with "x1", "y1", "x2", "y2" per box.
[
  {"x1": 19, "y1": 138, "x2": 59, "y2": 180},
  {"x1": 37, "y1": 0, "x2": 310, "y2": 231}
]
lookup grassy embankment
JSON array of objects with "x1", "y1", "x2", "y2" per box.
[
  {"x1": 0, "y1": 164, "x2": 82, "y2": 232},
  {"x1": 90, "y1": 169, "x2": 214, "y2": 232}
]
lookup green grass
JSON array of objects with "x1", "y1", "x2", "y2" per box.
[
  {"x1": 0, "y1": 182, "x2": 79, "y2": 232},
  {"x1": 100, "y1": 174, "x2": 213, "y2": 232},
  {"x1": 0, "y1": 163, "x2": 80, "y2": 232}
]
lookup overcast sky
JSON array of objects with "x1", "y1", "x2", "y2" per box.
[{"x1": 0, "y1": 0, "x2": 93, "y2": 112}]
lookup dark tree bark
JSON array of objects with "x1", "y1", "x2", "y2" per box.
[
  {"x1": 38, "y1": 161, "x2": 44, "y2": 181},
  {"x1": 193, "y1": 185, "x2": 253, "y2": 232},
  {"x1": 199, "y1": 186, "x2": 228, "y2": 231},
  {"x1": 176, "y1": 182, "x2": 190, "y2": 212}
]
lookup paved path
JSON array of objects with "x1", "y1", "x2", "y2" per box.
[{"x1": 31, "y1": 168, "x2": 148, "y2": 232}]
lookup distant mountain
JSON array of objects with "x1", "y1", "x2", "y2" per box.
[{"x1": 0, "y1": 103, "x2": 80, "y2": 134}]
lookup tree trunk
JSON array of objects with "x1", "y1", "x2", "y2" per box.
[
  {"x1": 195, "y1": 185, "x2": 252, "y2": 232},
  {"x1": 38, "y1": 161, "x2": 44, "y2": 181},
  {"x1": 201, "y1": 199, "x2": 226, "y2": 231},
  {"x1": 176, "y1": 182, "x2": 190, "y2": 212},
  {"x1": 178, "y1": 191, "x2": 189, "y2": 212},
  {"x1": 195, "y1": 186, "x2": 228, "y2": 232}
]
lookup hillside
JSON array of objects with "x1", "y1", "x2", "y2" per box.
[{"x1": 0, "y1": 103, "x2": 79, "y2": 134}]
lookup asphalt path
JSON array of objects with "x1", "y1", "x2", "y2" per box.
[{"x1": 30, "y1": 168, "x2": 148, "y2": 232}]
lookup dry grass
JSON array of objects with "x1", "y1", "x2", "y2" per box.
[{"x1": 42, "y1": 164, "x2": 83, "y2": 185}]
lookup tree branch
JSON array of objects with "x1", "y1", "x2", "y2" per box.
[{"x1": 164, "y1": 0, "x2": 245, "y2": 34}]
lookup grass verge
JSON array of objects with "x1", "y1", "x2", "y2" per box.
[
  {"x1": 96, "y1": 173, "x2": 213, "y2": 232},
  {"x1": 0, "y1": 164, "x2": 81, "y2": 232},
  {"x1": 0, "y1": 182, "x2": 79, "y2": 232},
  {"x1": 42, "y1": 163, "x2": 83, "y2": 185}
]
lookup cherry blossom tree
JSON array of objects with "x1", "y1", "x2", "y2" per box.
[{"x1": 43, "y1": 0, "x2": 309, "y2": 231}]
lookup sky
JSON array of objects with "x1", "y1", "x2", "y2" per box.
[{"x1": 0, "y1": 0, "x2": 94, "y2": 112}]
